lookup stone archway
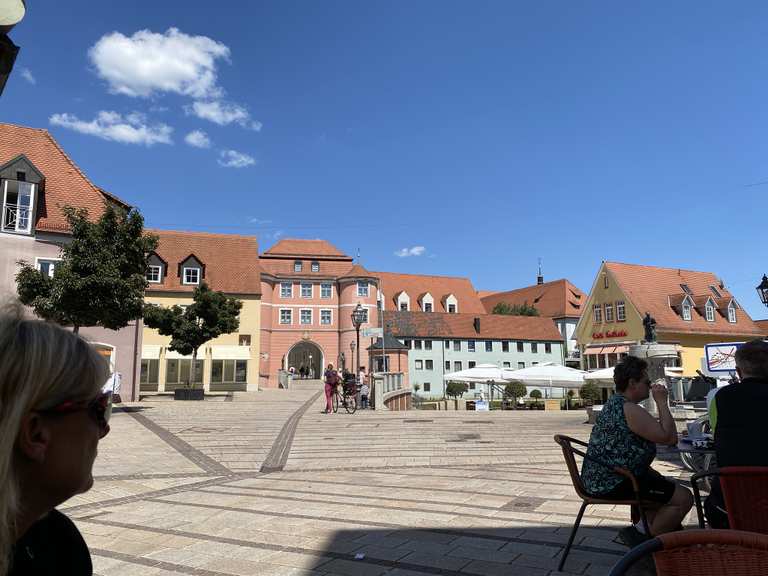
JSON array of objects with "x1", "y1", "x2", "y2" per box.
[{"x1": 286, "y1": 341, "x2": 323, "y2": 379}]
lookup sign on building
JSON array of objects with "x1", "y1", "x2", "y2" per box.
[
  {"x1": 704, "y1": 342, "x2": 744, "y2": 373},
  {"x1": 362, "y1": 327, "x2": 383, "y2": 338}
]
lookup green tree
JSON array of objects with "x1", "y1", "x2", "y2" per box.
[
  {"x1": 491, "y1": 301, "x2": 540, "y2": 316},
  {"x1": 445, "y1": 381, "x2": 468, "y2": 399},
  {"x1": 529, "y1": 389, "x2": 542, "y2": 400},
  {"x1": 16, "y1": 204, "x2": 158, "y2": 333},
  {"x1": 579, "y1": 381, "x2": 602, "y2": 404},
  {"x1": 143, "y1": 283, "x2": 242, "y2": 389},
  {"x1": 504, "y1": 381, "x2": 528, "y2": 408}
]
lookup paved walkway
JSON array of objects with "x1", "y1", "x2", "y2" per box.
[{"x1": 63, "y1": 387, "x2": 693, "y2": 575}]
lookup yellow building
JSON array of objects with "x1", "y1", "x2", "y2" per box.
[
  {"x1": 140, "y1": 230, "x2": 261, "y2": 393},
  {"x1": 575, "y1": 262, "x2": 764, "y2": 376}
]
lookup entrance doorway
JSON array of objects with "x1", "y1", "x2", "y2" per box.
[{"x1": 286, "y1": 341, "x2": 323, "y2": 379}]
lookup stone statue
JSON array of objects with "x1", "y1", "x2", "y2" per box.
[{"x1": 643, "y1": 313, "x2": 657, "y2": 343}]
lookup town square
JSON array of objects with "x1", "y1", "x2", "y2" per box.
[{"x1": 2, "y1": 2, "x2": 768, "y2": 575}]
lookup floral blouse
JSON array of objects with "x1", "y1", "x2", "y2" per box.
[{"x1": 581, "y1": 394, "x2": 656, "y2": 495}]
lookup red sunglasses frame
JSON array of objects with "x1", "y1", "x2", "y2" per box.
[{"x1": 38, "y1": 391, "x2": 112, "y2": 431}]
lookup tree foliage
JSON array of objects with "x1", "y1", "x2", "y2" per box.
[
  {"x1": 16, "y1": 203, "x2": 158, "y2": 333},
  {"x1": 504, "y1": 381, "x2": 528, "y2": 402},
  {"x1": 445, "y1": 381, "x2": 468, "y2": 399},
  {"x1": 579, "y1": 382, "x2": 602, "y2": 403},
  {"x1": 529, "y1": 389, "x2": 543, "y2": 399},
  {"x1": 143, "y1": 283, "x2": 242, "y2": 387},
  {"x1": 491, "y1": 301, "x2": 540, "y2": 316}
]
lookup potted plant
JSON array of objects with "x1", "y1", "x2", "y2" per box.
[
  {"x1": 529, "y1": 389, "x2": 543, "y2": 409},
  {"x1": 579, "y1": 381, "x2": 602, "y2": 423},
  {"x1": 503, "y1": 381, "x2": 527, "y2": 410},
  {"x1": 445, "y1": 381, "x2": 468, "y2": 410}
]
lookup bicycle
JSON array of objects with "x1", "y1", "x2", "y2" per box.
[{"x1": 332, "y1": 382, "x2": 358, "y2": 414}]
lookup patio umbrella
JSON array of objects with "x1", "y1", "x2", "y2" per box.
[
  {"x1": 584, "y1": 366, "x2": 614, "y2": 383},
  {"x1": 443, "y1": 363, "x2": 509, "y2": 399},
  {"x1": 502, "y1": 363, "x2": 586, "y2": 398}
]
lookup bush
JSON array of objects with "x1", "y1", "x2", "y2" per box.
[
  {"x1": 529, "y1": 389, "x2": 542, "y2": 400},
  {"x1": 445, "y1": 381, "x2": 468, "y2": 399},
  {"x1": 579, "y1": 382, "x2": 602, "y2": 404}
]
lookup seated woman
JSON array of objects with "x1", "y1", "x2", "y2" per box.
[
  {"x1": 581, "y1": 356, "x2": 693, "y2": 545},
  {"x1": 0, "y1": 304, "x2": 111, "y2": 575}
]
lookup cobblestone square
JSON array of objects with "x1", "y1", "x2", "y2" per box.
[{"x1": 63, "y1": 387, "x2": 692, "y2": 575}]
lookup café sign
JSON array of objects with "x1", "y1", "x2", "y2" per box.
[{"x1": 592, "y1": 330, "x2": 628, "y2": 339}]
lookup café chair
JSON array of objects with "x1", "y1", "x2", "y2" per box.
[
  {"x1": 608, "y1": 529, "x2": 768, "y2": 576},
  {"x1": 554, "y1": 435, "x2": 651, "y2": 572},
  {"x1": 691, "y1": 466, "x2": 768, "y2": 532}
]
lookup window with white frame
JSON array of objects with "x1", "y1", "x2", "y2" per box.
[
  {"x1": 453, "y1": 340, "x2": 460, "y2": 352},
  {"x1": 454, "y1": 361, "x2": 462, "y2": 371},
  {"x1": 444, "y1": 340, "x2": 450, "y2": 349},
  {"x1": 517, "y1": 361, "x2": 525, "y2": 369},
  {"x1": 485, "y1": 341, "x2": 493, "y2": 352},
  {"x1": 503, "y1": 362, "x2": 511, "y2": 368},
  {"x1": 37, "y1": 258, "x2": 61, "y2": 278},
  {"x1": 448, "y1": 303, "x2": 456, "y2": 313},
  {"x1": 423, "y1": 382, "x2": 431, "y2": 392},
  {"x1": 705, "y1": 302, "x2": 715, "y2": 322},
  {"x1": 727, "y1": 303, "x2": 737, "y2": 323},
  {"x1": 594, "y1": 304, "x2": 603, "y2": 323},
  {"x1": 400, "y1": 302, "x2": 408, "y2": 311},
  {"x1": 469, "y1": 382, "x2": 476, "y2": 390},
  {"x1": 517, "y1": 342, "x2": 524, "y2": 352},
  {"x1": 146, "y1": 265, "x2": 162, "y2": 283},
  {"x1": 531, "y1": 343, "x2": 538, "y2": 353},
  {"x1": 357, "y1": 281, "x2": 369, "y2": 297},
  {"x1": 301, "y1": 283, "x2": 312, "y2": 298},
  {"x1": 294, "y1": 260, "x2": 302, "y2": 272},
  {"x1": 502, "y1": 341, "x2": 509, "y2": 352},
  {"x1": 2, "y1": 178, "x2": 35, "y2": 234},
  {"x1": 682, "y1": 302, "x2": 692, "y2": 321},
  {"x1": 423, "y1": 302, "x2": 433, "y2": 312},
  {"x1": 604, "y1": 303, "x2": 614, "y2": 322},
  {"x1": 616, "y1": 300, "x2": 626, "y2": 321},
  {"x1": 425, "y1": 360, "x2": 433, "y2": 370},
  {"x1": 415, "y1": 360, "x2": 423, "y2": 370},
  {"x1": 320, "y1": 309, "x2": 332, "y2": 325},
  {"x1": 545, "y1": 343, "x2": 552, "y2": 354},
  {"x1": 280, "y1": 309, "x2": 292, "y2": 324},
  {"x1": 211, "y1": 359, "x2": 247, "y2": 384},
  {"x1": 468, "y1": 340, "x2": 476, "y2": 352},
  {"x1": 183, "y1": 267, "x2": 200, "y2": 285},
  {"x1": 280, "y1": 282, "x2": 292, "y2": 298},
  {"x1": 321, "y1": 283, "x2": 332, "y2": 298},
  {"x1": 445, "y1": 361, "x2": 450, "y2": 370},
  {"x1": 424, "y1": 340, "x2": 432, "y2": 350},
  {"x1": 414, "y1": 340, "x2": 422, "y2": 350},
  {"x1": 300, "y1": 309, "x2": 312, "y2": 325},
  {"x1": 311, "y1": 261, "x2": 319, "y2": 272},
  {"x1": 468, "y1": 361, "x2": 476, "y2": 368}
]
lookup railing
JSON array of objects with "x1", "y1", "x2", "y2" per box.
[
  {"x1": 277, "y1": 369, "x2": 292, "y2": 389},
  {"x1": 2, "y1": 203, "x2": 31, "y2": 232},
  {"x1": 372, "y1": 372, "x2": 407, "y2": 410}
]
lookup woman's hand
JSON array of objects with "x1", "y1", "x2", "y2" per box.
[{"x1": 651, "y1": 383, "x2": 668, "y2": 405}]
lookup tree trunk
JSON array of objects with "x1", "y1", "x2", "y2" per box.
[
  {"x1": 190, "y1": 349, "x2": 197, "y2": 389},
  {"x1": 73, "y1": 325, "x2": 80, "y2": 334}
]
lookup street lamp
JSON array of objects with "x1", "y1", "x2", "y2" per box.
[
  {"x1": 351, "y1": 303, "x2": 366, "y2": 376},
  {"x1": 757, "y1": 275, "x2": 768, "y2": 308}
]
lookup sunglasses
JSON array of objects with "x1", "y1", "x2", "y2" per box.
[{"x1": 38, "y1": 391, "x2": 112, "y2": 434}]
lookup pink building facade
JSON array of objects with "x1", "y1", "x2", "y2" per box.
[{"x1": 259, "y1": 239, "x2": 380, "y2": 388}]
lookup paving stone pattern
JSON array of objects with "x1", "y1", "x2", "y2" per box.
[{"x1": 63, "y1": 387, "x2": 694, "y2": 576}]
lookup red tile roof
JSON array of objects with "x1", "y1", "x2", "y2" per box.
[
  {"x1": 262, "y1": 238, "x2": 349, "y2": 259},
  {"x1": 753, "y1": 320, "x2": 768, "y2": 336},
  {"x1": 0, "y1": 123, "x2": 112, "y2": 233},
  {"x1": 259, "y1": 259, "x2": 361, "y2": 279},
  {"x1": 605, "y1": 262, "x2": 763, "y2": 337},
  {"x1": 147, "y1": 229, "x2": 261, "y2": 295},
  {"x1": 374, "y1": 271, "x2": 486, "y2": 314},
  {"x1": 384, "y1": 311, "x2": 563, "y2": 341},
  {"x1": 480, "y1": 279, "x2": 586, "y2": 319},
  {"x1": 476, "y1": 290, "x2": 499, "y2": 299}
]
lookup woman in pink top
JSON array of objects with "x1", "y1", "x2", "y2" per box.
[{"x1": 323, "y1": 364, "x2": 338, "y2": 414}]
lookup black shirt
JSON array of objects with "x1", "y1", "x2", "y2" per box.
[
  {"x1": 10, "y1": 509, "x2": 92, "y2": 575},
  {"x1": 714, "y1": 377, "x2": 768, "y2": 468}
]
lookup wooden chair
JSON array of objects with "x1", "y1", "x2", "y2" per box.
[
  {"x1": 691, "y1": 466, "x2": 768, "y2": 533},
  {"x1": 608, "y1": 529, "x2": 768, "y2": 575},
  {"x1": 553, "y1": 434, "x2": 651, "y2": 572}
]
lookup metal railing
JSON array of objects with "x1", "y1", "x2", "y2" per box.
[{"x1": 2, "y1": 203, "x2": 31, "y2": 232}]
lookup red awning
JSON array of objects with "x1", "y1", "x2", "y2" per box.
[{"x1": 583, "y1": 347, "x2": 604, "y2": 355}]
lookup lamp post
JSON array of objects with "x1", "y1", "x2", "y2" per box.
[
  {"x1": 351, "y1": 303, "x2": 366, "y2": 376},
  {"x1": 757, "y1": 275, "x2": 768, "y2": 308}
]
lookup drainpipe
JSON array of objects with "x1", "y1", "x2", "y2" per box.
[{"x1": 131, "y1": 318, "x2": 141, "y2": 401}]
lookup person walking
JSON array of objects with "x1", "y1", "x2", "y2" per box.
[
  {"x1": 0, "y1": 304, "x2": 112, "y2": 575},
  {"x1": 323, "y1": 364, "x2": 338, "y2": 414}
]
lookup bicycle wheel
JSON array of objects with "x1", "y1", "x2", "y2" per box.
[
  {"x1": 344, "y1": 394, "x2": 357, "y2": 414},
  {"x1": 332, "y1": 392, "x2": 339, "y2": 413}
]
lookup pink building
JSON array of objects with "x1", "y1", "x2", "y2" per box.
[{"x1": 259, "y1": 239, "x2": 380, "y2": 387}]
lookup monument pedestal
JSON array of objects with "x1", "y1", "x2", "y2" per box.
[{"x1": 628, "y1": 343, "x2": 678, "y2": 414}]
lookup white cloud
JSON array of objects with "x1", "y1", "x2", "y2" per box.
[
  {"x1": 249, "y1": 218, "x2": 272, "y2": 225},
  {"x1": 186, "y1": 100, "x2": 261, "y2": 130},
  {"x1": 395, "y1": 246, "x2": 426, "y2": 258},
  {"x1": 184, "y1": 129, "x2": 211, "y2": 148},
  {"x1": 218, "y1": 149, "x2": 255, "y2": 168},
  {"x1": 49, "y1": 111, "x2": 173, "y2": 146},
  {"x1": 88, "y1": 28, "x2": 229, "y2": 98},
  {"x1": 20, "y1": 68, "x2": 36, "y2": 85}
]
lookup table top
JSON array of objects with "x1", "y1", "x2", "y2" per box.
[{"x1": 676, "y1": 439, "x2": 716, "y2": 454}]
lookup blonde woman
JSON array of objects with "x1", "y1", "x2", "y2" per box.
[{"x1": 0, "y1": 305, "x2": 111, "y2": 575}]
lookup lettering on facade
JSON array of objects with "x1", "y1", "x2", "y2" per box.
[{"x1": 592, "y1": 330, "x2": 628, "y2": 339}]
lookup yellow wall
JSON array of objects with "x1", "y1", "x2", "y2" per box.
[
  {"x1": 662, "y1": 333, "x2": 747, "y2": 377},
  {"x1": 575, "y1": 264, "x2": 644, "y2": 349},
  {"x1": 142, "y1": 293, "x2": 261, "y2": 392}
]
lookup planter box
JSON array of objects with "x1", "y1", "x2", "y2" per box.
[{"x1": 174, "y1": 388, "x2": 204, "y2": 401}]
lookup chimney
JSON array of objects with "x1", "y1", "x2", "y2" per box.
[
  {"x1": 537, "y1": 258, "x2": 544, "y2": 285},
  {"x1": 473, "y1": 317, "x2": 481, "y2": 333}
]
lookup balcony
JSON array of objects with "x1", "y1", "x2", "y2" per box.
[{"x1": 2, "y1": 202, "x2": 31, "y2": 233}]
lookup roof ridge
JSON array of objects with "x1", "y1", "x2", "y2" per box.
[
  {"x1": 605, "y1": 261, "x2": 720, "y2": 277},
  {"x1": 373, "y1": 270, "x2": 472, "y2": 281},
  {"x1": 149, "y1": 228, "x2": 258, "y2": 240},
  {"x1": 0, "y1": 122, "x2": 49, "y2": 133}
]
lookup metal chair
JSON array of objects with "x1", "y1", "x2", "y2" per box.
[
  {"x1": 608, "y1": 529, "x2": 768, "y2": 575},
  {"x1": 691, "y1": 466, "x2": 768, "y2": 533},
  {"x1": 554, "y1": 434, "x2": 651, "y2": 572}
]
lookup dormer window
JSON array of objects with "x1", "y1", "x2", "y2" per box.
[
  {"x1": 311, "y1": 261, "x2": 319, "y2": 272},
  {"x1": 400, "y1": 302, "x2": 408, "y2": 311},
  {"x1": 424, "y1": 303, "x2": 433, "y2": 312},
  {"x1": 395, "y1": 291, "x2": 410, "y2": 311},
  {"x1": 443, "y1": 293, "x2": 458, "y2": 313},
  {"x1": 183, "y1": 267, "x2": 200, "y2": 285},
  {"x1": 705, "y1": 301, "x2": 715, "y2": 322},
  {"x1": 146, "y1": 265, "x2": 162, "y2": 283},
  {"x1": 727, "y1": 302, "x2": 737, "y2": 323},
  {"x1": 294, "y1": 260, "x2": 302, "y2": 272},
  {"x1": 448, "y1": 304, "x2": 456, "y2": 313},
  {"x1": 2, "y1": 178, "x2": 35, "y2": 234},
  {"x1": 682, "y1": 302, "x2": 692, "y2": 321},
  {"x1": 419, "y1": 292, "x2": 434, "y2": 312}
]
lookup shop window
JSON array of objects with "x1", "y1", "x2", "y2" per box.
[{"x1": 211, "y1": 359, "x2": 248, "y2": 384}]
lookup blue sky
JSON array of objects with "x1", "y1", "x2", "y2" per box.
[{"x1": 4, "y1": 2, "x2": 768, "y2": 318}]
